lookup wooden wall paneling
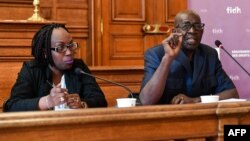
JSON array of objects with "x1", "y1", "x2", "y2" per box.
[
  {"x1": 143, "y1": 0, "x2": 188, "y2": 51},
  {"x1": 39, "y1": 0, "x2": 53, "y2": 20},
  {"x1": 0, "y1": 0, "x2": 33, "y2": 20},
  {"x1": 101, "y1": 0, "x2": 146, "y2": 66},
  {"x1": 143, "y1": 0, "x2": 168, "y2": 54},
  {"x1": 40, "y1": 0, "x2": 89, "y2": 27},
  {"x1": 109, "y1": 33, "x2": 144, "y2": 59},
  {"x1": 90, "y1": 66, "x2": 144, "y2": 107},
  {"x1": 111, "y1": 0, "x2": 145, "y2": 21},
  {"x1": 52, "y1": 0, "x2": 88, "y2": 26},
  {"x1": 97, "y1": 0, "x2": 187, "y2": 66},
  {"x1": 89, "y1": 0, "x2": 102, "y2": 66},
  {"x1": 0, "y1": 21, "x2": 55, "y2": 59},
  {"x1": 0, "y1": 62, "x2": 23, "y2": 108},
  {"x1": 165, "y1": 0, "x2": 188, "y2": 22}
]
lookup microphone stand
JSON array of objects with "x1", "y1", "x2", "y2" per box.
[
  {"x1": 220, "y1": 47, "x2": 250, "y2": 77},
  {"x1": 80, "y1": 70, "x2": 135, "y2": 98}
]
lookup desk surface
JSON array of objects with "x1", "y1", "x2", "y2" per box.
[{"x1": 1, "y1": 102, "x2": 250, "y2": 141}]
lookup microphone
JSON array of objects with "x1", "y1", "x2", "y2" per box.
[
  {"x1": 215, "y1": 40, "x2": 250, "y2": 77},
  {"x1": 74, "y1": 68, "x2": 134, "y2": 98}
]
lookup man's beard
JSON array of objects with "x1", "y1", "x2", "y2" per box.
[{"x1": 182, "y1": 42, "x2": 198, "y2": 51}]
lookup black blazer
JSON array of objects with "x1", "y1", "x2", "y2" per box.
[{"x1": 3, "y1": 59, "x2": 107, "y2": 112}]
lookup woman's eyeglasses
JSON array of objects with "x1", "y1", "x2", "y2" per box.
[{"x1": 51, "y1": 42, "x2": 79, "y2": 53}]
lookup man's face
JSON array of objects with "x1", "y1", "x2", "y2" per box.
[{"x1": 175, "y1": 13, "x2": 204, "y2": 51}]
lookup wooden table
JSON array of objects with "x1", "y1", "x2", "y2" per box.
[{"x1": 1, "y1": 101, "x2": 250, "y2": 141}]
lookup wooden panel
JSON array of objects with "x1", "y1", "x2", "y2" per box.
[
  {"x1": 56, "y1": 0, "x2": 88, "y2": 8},
  {"x1": 0, "y1": 62, "x2": 23, "y2": 107},
  {"x1": 110, "y1": 34, "x2": 144, "y2": 59},
  {"x1": 90, "y1": 66, "x2": 144, "y2": 107},
  {"x1": 0, "y1": 21, "x2": 62, "y2": 61},
  {"x1": 40, "y1": 0, "x2": 89, "y2": 26},
  {"x1": 112, "y1": 0, "x2": 145, "y2": 21},
  {"x1": 98, "y1": 0, "x2": 187, "y2": 66},
  {"x1": 1, "y1": 102, "x2": 250, "y2": 140},
  {"x1": 0, "y1": 7, "x2": 33, "y2": 20},
  {"x1": 101, "y1": 0, "x2": 146, "y2": 66},
  {"x1": 40, "y1": 0, "x2": 89, "y2": 25},
  {"x1": 0, "y1": 1, "x2": 33, "y2": 20},
  {"x1": 0, "y1": 47, "x2": 30, "y2": 57},
  {"x1": 165, "y1": 0, "x2": 188, "y2": 22},
  {"x1": 101, "y1": 85, "x2": 139, "y2": 107},
  {"x1": 0, "y1": 0, "x2": 32, "y2": 4},
  {"x1": 56, "y1": 8, "x2": 88, "y2": 26}
]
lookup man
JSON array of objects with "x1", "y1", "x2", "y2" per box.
[{"x1": 139, "y1": 10, "x2": 239, "y2": 105}]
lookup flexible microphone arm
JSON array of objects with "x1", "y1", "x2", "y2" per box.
[
  {"x1": 215, "y1": 40, "x2": 250, "y2": 77},
  {"x1": 75, "y1": 68, "x2": 134, "y2": 98}
]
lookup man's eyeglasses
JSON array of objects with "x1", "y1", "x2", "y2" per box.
[
  {"x1": 177, "y1": 22, "x2": 205, "y2": 31},
  {"x1": 51, "y1": 42, "x2": 79, "y2": 53}
]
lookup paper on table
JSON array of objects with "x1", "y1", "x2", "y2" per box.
[{"x1": 218, "y1": 98, "x2": 247, "y2": 102}]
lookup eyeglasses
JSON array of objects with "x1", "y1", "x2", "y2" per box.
[
  {"x1": 177, "y1": 22, "x2": 205, "y2": 31},
  {"x1": 51, "y1": 42, "x2": 79, "y2": 53}
]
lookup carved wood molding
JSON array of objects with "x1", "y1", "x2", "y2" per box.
[
  {"x1": 111, "y1": 0, "x2": 145, "y2": 22},
  {"x1": 90, "y1": 66, "x2": 144, "y2": 84},
  {"x1": 0, "y1": 0, "x2": 32, "y2": 5}
]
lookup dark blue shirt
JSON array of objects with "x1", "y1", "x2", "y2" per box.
[{"x1": 140, "y1": 43, "x2": 236, "y2": 104}]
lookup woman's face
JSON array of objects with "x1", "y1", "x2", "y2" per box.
[{"x1": 50, "y1": 27, "x2": 76, "y2": 71}]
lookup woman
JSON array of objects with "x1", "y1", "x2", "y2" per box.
[{"x1": 3, "y1": 23, "x2": 107, "y2": 112}]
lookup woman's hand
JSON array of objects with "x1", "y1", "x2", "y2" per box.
[
  {"x1": 66, "y1": 94, "x2": 87, "y2": 109},
  {"x1": 48, "y1": 83, "x2": 68, "y2": 107}
]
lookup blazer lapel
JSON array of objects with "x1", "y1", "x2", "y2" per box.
[
  {"x1": 175, "y1": 50, "x2": 192, "y2": 73},
  {"x1": 175, "y1": 47, "x2": 205, "y2": 84},
  {"x1": 192, "y1": 47, "x2": 204, "y2": 84},
  {"x1": 65, "y1": 71, "x2": 81, "y2": 94}
]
